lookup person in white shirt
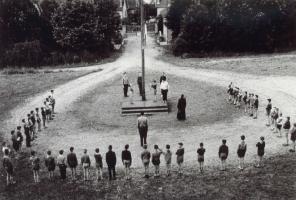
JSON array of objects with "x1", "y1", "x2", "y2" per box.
[
  {"x1": 276, "y1": 113, "x2": 284, "y2": 137},
  {"x1": 160, "y1": 77, "x2": 169, "y2": 103}
]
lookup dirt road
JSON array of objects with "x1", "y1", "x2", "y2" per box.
[{"x1": 4, "y1": 35, "x2": 296, "y2": 168}]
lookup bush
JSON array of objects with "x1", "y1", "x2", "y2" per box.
[
  {"x1": 51, "y1": 0, "x2": 120, "y2": 53},
  {"x1": 172, "y1": 37, "x2": 189, "y2": 56},
  {"x1": 3, "y1": 41, "x2": 43, "y2": 68},
  {"x1": 169, "y1": 0, "x2": 296, "y2": 54}
]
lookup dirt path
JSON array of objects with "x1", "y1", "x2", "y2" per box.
[
  {"x1": 4, "y1": 35, "x2": 296, "y2": 168},
  {"x1": 5, "y1": 37, "x2": 142, "y2": 129}
]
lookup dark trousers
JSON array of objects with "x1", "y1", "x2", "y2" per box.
[
  {"x1": 162, "y1": 89, "x2": 168, "y2": 101},
  {"x1": 139, "y1": 127, "x2": 148, "y2": 146},
  {"x1": 42, "y1": 116, "x2": 46, "y2": 127},
  {"x1": 59, "y1": 165, "x2": 67, "y2": 179},
  {"x1": 25, "y1": 135, "x2": 31, "y2": 147},
  {"x1": 123, "y1": 84, "x2": 129, "y2": 97},
  {"x1": 108, "y1": 165, "x2": 116, "y2": 180},
  {"x1": 138, "y1": 83, "x2": 143, "y2": 96}
]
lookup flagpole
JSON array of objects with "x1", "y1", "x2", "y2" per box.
[{"x1": 140, "y1": 0, "x2": 146, "y2": 101}]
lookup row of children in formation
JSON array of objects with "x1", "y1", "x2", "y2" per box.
[
  {"x1": 8, "y1": 90, "x2": 56, "y2": 154},
  {"x1": 2, "y1": 90, "x2": 56, "y2": 185},
  {"x1": 3, "y1": 133, "x2": 270, "y2": 185},
  {"x1": 227, "y1": 82, "x2": 259, "y2": 118},
  {"x1": 227, "y1": 82, "x2": 296, "y2": 153}
]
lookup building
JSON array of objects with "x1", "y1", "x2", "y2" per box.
[{"x1": 155, "y1": 0, "x2": 172, "y2": 44}]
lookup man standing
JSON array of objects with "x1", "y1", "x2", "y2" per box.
[
  {"x1": 122, "y1": 72, "x2": 130, "y2": 97},
  {"x1": 138, "y1": 112, "x2": 148, "y2": 147},
  {"x1": 106, "y1": 145, "x2": 116, "y2": 180},
  {"x1": 137, "y1": 72, "x2": 143, "y2": 96},
  {"x1": 160, "y1": 77, "x2": 169, "y2": 103}
]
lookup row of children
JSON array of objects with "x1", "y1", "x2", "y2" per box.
[
  {"x1": 265, "y1": 99, "x2": 296, "y2": 151},
  {"x1": 3, "y1": 133, "x2": 269, "y2": 185},
  {"x1": 8, "y1": 90, "x2": 55, "y2": 154},
  {"x1": 227, "y1": 82, "x2": 259, "y2": 119}
]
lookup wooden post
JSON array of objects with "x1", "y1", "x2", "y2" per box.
[{"x1": 140, "y1": 0, "x2": 146, "y2": 101}]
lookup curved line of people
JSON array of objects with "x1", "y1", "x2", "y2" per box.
[{"x1": 2, "y1": 89, "x2": 55, "y2": 185}]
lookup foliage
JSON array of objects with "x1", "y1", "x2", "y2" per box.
[
  {"x1": 166, "y1": 0, "x2": 193, "y2": 39},
  {"x1": 51, "y1": 0, "x2": 120, "y2": 52},
  {"x1": 176, "y1": 0, "x2": 296, "y2": 54},
  {"x1": 3, "y1": 41, "x2": 43, "y2": 67}
]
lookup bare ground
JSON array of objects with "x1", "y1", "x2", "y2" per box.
[{"x1": 1, "y1": 35, "x2": 296, "y2": 199}]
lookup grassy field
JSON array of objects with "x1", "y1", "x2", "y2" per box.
[{"x1": 158, "y1": 50, "x2": 296, "y2": 76}]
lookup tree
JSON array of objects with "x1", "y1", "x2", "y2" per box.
[
  {"x1": 166, "y1": 0, "x2": 193, "y2": 39},
  {"x1": 51, "y1": 0, "x2": 121, "y2": 53}
]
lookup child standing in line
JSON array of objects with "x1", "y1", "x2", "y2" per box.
[
  {"x1": 151, "y1": 80, "x2": 157, "y2": 102},
  {"x1": 197, "y1": 143, "x2": 205, "y2": 173},
  {"x1": 163, "y1": 144, "x2": 172, "y2": 176},
  {"x1": 243, "y1": 92, "x2": 248, "y2": 113},
  {"x1": 255, "y1": 137, "x2": 265, "y2": 168},
  {"x1": 67, "y1": 147, "x2": 78, "y2": 181},
  {"x1": 247, "y1": 93, "x2": 251, "y2": 115},
  {"x1": 94, "y1": 148, "x2": 103, "y2": 181},
  {"x1": 290, "y1": 123, "x2": 296, "y2": 152},
  {"x1": 30, "y1": 151, "x2": 40, "y2": 183},
  {"x1": 81, "y1": 149, "x2": 91, "y2": 181},
  {"x1": 237, "y1": 135, "x2": 247, "y2": 170},
  {"x1": 266, "y1": 99, "x2": 272, "y2": 126},
  {"x1": 35, "y1": 108, "x2": 42, "y2": 132},
  {"x1": 22, "y1": 119, "x2": 31, "y2": 147},
  {"x1": 129, "y1": 84, "x2": 134, "y2": 104},
  {"x1": 45, "y1": 150, "x2": 56, "y2": 180},
  {"x1": 3, "y1": 149, "x2": 16, "y2": 185},
  {"x1": 151, "y1": 145, "x2": 162, "y2": 177},
  {"x1": 253, "y1": 95, "x2": 259, "y2": 119},
  {"x1": 121, "y1": 144, "x2": 132, "y2": 180},
  {"x1": 141, "y1": 144, "x2": 151, "y2": 178},
  {"x1": 276, "y1": 113, "x2": 284, "y2": 137},
  {"x1": 227, "y1": 83, "x2": 233, "y2": 103},
  {"x1": 218, "y1": 139, "x2": 229, "y2": 171},
  {"x1": 16, "y1": 126, "x2": 23, "y2": 152},
  {"x1": 283, "y1": 116, "x2": 291, "y2": 146},
  {"x1": 41, "y1": 107, "x2": 47, "y2": 128},
  {"x1": 176, "y1": 143, "x2": 184, "y2": 175}
]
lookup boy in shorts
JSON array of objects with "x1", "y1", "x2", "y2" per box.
[
  {"x1": 151, "y1": 145, "x2": 162, "y2": 177},
  {"x1": 3, "y1": 149, "x2": 16, "y2": 185},
  {"x1": 219, "y1": 139, "x2": 228, "y2": 171},
  {"x1": 163, "y1": 144, "x2": 172, "y2": 176},
  {"x1": 141, "y1": 144, "x2": 151, "y2": 178},
  {"x1": 197, "y1": 143, "x2": 205, "y2": 173},
  {"x1": 94, "y1": 148, "x2": 103, "y2": 180},
  {"x1": 45, "y1": 150, "x2": 56, "y2": 180},
  {"x1": 67, "y1": 147, "x2": 78, "y2": 181},
  {"x1": 243, "y1": 92, "x2": 248, "y2": 113},
  {"x1": 276, "y1": 113, "x2": 284, "y2": 137},
  {"x1": 266, "y1": 99, "x2": 272, "y2": 126},
  {"x1": 176, "y1": 142, "x2": 185, "y2": 175},
  {"x1": 283, "y1": 116, "x2": 291, "y2": 146},
  {"x1": 255, "y1": 137, "x2": 265, "y2": 167},
  {"x1": 81, "y1": 149, "x2": 91, "y2": 181},
  {"x1": 30, "y1": 151, "x2": 40, "y2": 183},
  {"x1": 253, "y1": 95, "x2": 259, "y2": 119},
  {"x1": 122, "y1": 144, "x2": 132, "y2": 180},
  {"x1": 290, "y1": 123, "x2": 296, "y2": 152}
]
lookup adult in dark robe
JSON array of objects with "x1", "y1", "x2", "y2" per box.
[{"x1": 177, "y1": 94, "x2": 187, "y2": 120}]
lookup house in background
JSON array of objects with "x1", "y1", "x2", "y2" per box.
[{"x1": 155, "y1": 0, "x2": 172, "y2": 44}]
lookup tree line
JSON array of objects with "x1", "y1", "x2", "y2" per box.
[
  {"x1": 0, "y1": 0, "x2": 122, "y2": 68},
  {"x1": 167, "y1": 0, "x2": 296, "y2": 56}
]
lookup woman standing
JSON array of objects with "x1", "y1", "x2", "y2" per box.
[{"x1": 177, "y1": 94, "x2": 187, "y2": 120}]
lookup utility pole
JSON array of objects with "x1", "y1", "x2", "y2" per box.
[{"x1": 140, "y1": 0, "x2": 146, "y2": 101}]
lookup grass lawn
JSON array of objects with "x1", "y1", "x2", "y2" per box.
[{"x1": 158, "y1": 49, "x2": 296, "y2": 76}]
